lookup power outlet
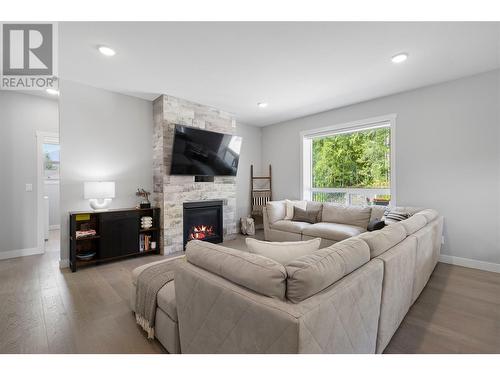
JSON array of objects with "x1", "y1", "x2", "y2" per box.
[
  {"x1": 25, "y1": 183, "x2": 33, "y2": 192},
  {"x1": 441, "y1": 235, "x2": 445, "y2": 245}
]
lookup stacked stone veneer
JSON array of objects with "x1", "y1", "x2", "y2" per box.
[{"x1": 153, "y1": 94, "x2": 237, "y2": 255}]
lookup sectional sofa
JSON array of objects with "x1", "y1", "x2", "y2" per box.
[{"x1": 131, "y1": 200, "x2": 443, "y2": 354}]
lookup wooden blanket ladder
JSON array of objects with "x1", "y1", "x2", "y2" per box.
[{"x1": 251, "y1": 164, "x2": 272, "y2": 217}]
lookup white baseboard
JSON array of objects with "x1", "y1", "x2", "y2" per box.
[
  {"x1": 439, "y1": 254, "x2": 500, "y2": 273},
  {"x1": 49, "y1": 224, "x2": 60, "y2": 230},
  {"x1": 0, "y1": 247, "x2": 44, "y2": 261},
  {"x1": 59, "y1": 259, "x2": 70, "y2": 269}
]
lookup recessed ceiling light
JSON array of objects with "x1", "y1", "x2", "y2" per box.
[
  {"x1": 391, "y1": 53, "x2": 408, "y2": 64},
  {"x1": 98, "y1": 46, "x2": 116, "y2": 57},
  {"x1": 257, "y1": 102, "x2": 268, "y2": 108},
  {"x1": 46, "y1": 88, "x2": 59, "y2": 96}
]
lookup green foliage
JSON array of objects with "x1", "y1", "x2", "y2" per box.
[
  {"x1": 44, "y1": 153, "x2": 57, "y2": 171},
  {"x1": 312, "y1": 127, "x2": 390, "y2": 189}
]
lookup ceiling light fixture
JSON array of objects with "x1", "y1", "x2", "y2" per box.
[
  {"x1": 391, "y1": 53, "x2": 408, "y2": 64},
  {"x1": 98, "y1": 46, "x2": 116, "y2": 57},
  {"x1": 257, "y1": 102, "x2": 268, "y2": 108},
  {"x1": 46, "y1": 88, "x2": 59, "y2": 96}
]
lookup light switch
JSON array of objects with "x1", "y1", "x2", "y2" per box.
[{"x1": 25, "y1": 183, "x2": 33, "y2": 192}]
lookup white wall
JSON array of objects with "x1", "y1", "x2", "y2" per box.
[
  {"x1": 262, "y1": 70, "x2": 500, "y2": 266},
  {"x1": 59, "y1": 81, "x2": 153, "y2": 264},
  {"x1": 235, "y1": 123, "x2": 262, "y2": 221},
  {"x1": 0, "y1": 92, "x2": 58, "y2": 256}
]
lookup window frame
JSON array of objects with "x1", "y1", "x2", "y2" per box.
[{"x1": 300, "y1": 114, "x2": 397, "y2": 205}]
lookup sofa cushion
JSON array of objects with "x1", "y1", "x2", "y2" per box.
[
  {"x1": 245, "y1": 237, "x2": 321, "y2": 265},
  {"x1": 284, "y1": 199, "x2": 307, "y2": 220},
  {"x1": 414, "y1": 208, "x2": 438, "y2": 223},
  {"x1": 266, "y1": 201, "x2": 286, "y2": 224},
  {"x1": 285, "y1": 237, "x2": 370, "y2": 303},
  {"x1": 358, "y1": 223, "x2": 406, "y2": 258},
  {"x1": 292, "y1": 207, "x2": 319, "y2": 224},
  {"x1": 186, "y1": 240, "x2": 287, "y2": 299},
  {"x1": 302, "y1": 222, "x2": 366, "y2": 242},
  {"x1": 307, "y1": 201, "x2": 323, "y2": 222},
  {"x1": 157, "y1": 280, "x2": 177, "y2": 321},
  {"x1": 270, "y1": 219, "x2": 312, "y2": 234},
  {"x1": 322, "y1": 204, "x2": 372, "y2": 228},
  {"x1": 400, "y1": 214, "x2": 427, "y2": 235}
]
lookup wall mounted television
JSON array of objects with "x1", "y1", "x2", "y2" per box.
[{"x1": 170, "y1": 125, "x2": 242, "y2": 176}]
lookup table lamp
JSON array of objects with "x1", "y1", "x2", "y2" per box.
[{"x1": 84, "y1": 181, "x2": 115, "y2": 211}]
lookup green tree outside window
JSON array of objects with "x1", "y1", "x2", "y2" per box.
[{"x1": 312, "y1": 127, "x2": 391, "y2": 189}]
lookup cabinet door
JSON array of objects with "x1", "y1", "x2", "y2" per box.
[{"x1": 99, "y1": 211, "x2": 139, "y2": 259}]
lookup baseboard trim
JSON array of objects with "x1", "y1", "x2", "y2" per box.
[
  {"x1": 439, "y1": 254, "x2": 500, "y2": 273},
  {"x1": 59, "y1": 259, "x2": 70, "y2": 269},
  {"x1": 0, "y1": 247, "x2": 44, "y2": 261}
]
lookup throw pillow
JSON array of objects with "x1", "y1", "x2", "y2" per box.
[
  {"x1": 284, "y1": 199, "x2": 307, "y2": 220},
  {"x1": 245, "y1": 237, "x2": 321, "y2": 265},
  {"x1": 383, "y1": 207, "x2": 411, "y2": 224},
  {"x1": 292, "y1": 207, "x2": 319, "y2": 224},
  {"x1": 367, "y1": 219, "x2": 385, "y2": 232}
]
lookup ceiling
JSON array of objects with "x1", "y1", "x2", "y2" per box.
[{"x1": 59, "y1": 22, "x2": 500, "y2": 126}]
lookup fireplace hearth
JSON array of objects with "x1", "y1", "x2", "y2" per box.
[{"x1": 183, "y1": 200, "x2": 223, "y2": 249}]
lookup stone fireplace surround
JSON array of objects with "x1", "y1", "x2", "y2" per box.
[{"x1": 153, "y1": 94, "x2": 237, "y2": 255}]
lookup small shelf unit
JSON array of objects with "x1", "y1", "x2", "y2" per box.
[{"x1": 69, "y1": 207, "x2": 161, "y2": 272}]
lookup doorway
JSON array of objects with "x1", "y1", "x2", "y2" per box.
[{"x1": 36, "y1": 131, "x2": 60, "y2": 253}]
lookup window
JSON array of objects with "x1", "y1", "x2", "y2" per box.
[
  {"x1": 43, "y1": 142, "x2": 60, "y2": 180},
  {"x1": 301, "y1": 116, "x2": 395, "y2": 206}
]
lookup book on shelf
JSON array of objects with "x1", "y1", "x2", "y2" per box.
[
  {"x1": 139, "y1": 234, "x2": 152, "y2": 252},
  {"x1": 75, "y1": 229, "x2": 97, "y2": 239}
]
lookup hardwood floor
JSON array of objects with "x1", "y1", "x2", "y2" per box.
[
  {"x1": 0, "y1": 231, "x2": 166, "y2": 353},
  {"x1": 0, "y1": 230, "x2": 498, "y2": 354},
  {"x1": 384, "y1": 262, "x2": 500, "y2": 353}
]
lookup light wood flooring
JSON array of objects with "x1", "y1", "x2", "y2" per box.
[
  {"x1": 0, "y1": 230, "x2": 498, "y2": 353},
  {"x1": 385, "y1": 261, "x2": 500, "y2": 353}
]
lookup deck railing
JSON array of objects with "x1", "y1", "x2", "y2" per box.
[{"x1": 311, "y1": 187, "x2": 391, "y2": 206}]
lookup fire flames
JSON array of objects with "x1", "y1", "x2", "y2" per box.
[{"x1": 189, "y1": 225, "x2": 215, "y2": 240}]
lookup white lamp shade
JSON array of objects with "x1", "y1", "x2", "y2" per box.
[{"x1": 84, "y1": 181, "x2": 115, "y2": 199}]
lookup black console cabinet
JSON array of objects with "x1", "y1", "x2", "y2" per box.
[{"x1": 69, "y1": 207, "x2": 160, "y2": 272}]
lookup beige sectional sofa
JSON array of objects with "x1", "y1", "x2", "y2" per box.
[{"x1": 131, "y1": 201, "x2": 443, "y2": 354}]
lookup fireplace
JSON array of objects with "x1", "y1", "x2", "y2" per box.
[{"x1": 183, "y1": 200, "x2": 223, "y2": 249}]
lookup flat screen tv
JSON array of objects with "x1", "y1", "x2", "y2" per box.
[{"x1": 170, "y1": 125, "x2": 242, "y2": 176}]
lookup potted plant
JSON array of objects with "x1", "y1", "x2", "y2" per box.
[{"x1": 136, "y1": 188, "x2": 151, "y2": 209}]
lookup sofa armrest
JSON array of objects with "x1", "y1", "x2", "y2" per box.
[{"x1": 130, "y1": 255, "x2": 186, "y2": 311}]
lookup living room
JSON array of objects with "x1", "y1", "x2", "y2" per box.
[{"x1": 1, "y1": 1, "x2": 499, "y2": 373}]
